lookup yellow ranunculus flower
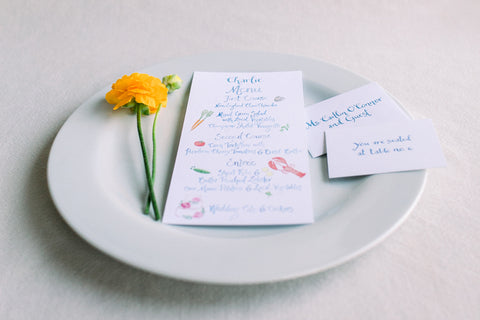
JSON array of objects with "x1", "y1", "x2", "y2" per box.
[
  {"x1": 105, "y1": 73, "x2": 168, "y2": 114},
  {"x1": 104, "y1": 72, "x2": 181, "y2": 221}
]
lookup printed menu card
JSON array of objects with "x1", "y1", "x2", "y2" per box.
[{"x1": 163, "y1": 71, "x2": 313, "y2": 225}]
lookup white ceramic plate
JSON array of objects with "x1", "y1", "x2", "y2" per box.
[{"x1": 47, "y1": 52, "x2": 426, "y2": 284}]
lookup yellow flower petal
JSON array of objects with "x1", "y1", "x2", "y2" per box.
[
  {"x1": 135, "y1": 94, "x2": 156, "y2": 109},
  {"x1": 105, "y1": 90, "x2": 120, "y2": 105},
  {"x1": 105, "y1": 73, "x2": 168, "y2": 112}
]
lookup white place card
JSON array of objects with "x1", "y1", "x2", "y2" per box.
[
  {"x1": 163, "y1": 71, "x2": 313, "y2": 225},
  {"x1": 325, "y1": 119, "x2": 447, "y2": 178},
  {"x1": 305, "y1": 82, "x2": 410, "y2": 157}
]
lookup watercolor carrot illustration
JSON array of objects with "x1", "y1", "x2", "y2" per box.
[
  {"x1": 191, "y1": 110, "x2": 213, "y2": 131},
  {"x1": 191, "y1": 110, "x2": 208, "y2": 130}
]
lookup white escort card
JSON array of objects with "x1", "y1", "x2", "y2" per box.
[
  {"x1": 163, "y1": 71, "x2": 313, "y2": 225},
  {"x1": 325, "y1": 119, "x2": 447, "y2": 178},
  {"x1": 305, "y1": 82, "x2": 410, "y2": 157}
]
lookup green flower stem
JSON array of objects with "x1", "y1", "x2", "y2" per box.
[
  {"x1": 144, "y1": 108, "x2": 160, "y2": 214},
  {"x1": 136, "y1": 106, "x2": 160, "y2": 221}
]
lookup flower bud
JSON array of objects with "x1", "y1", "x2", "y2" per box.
[{"x1": 162, "y1": 74, "x2": 182, "y2": 93}]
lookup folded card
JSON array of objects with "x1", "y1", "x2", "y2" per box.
[
  {"x1": 305, "y1": 82, "x2": 410, "y2": 157},
  {"x1": 325, "y1": 119, "x2": 447, "y2": 178},
  {"x1": 163, "y1": 71, "x2": 313, "y2": 225}
]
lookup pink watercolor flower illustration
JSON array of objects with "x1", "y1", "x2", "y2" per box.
[{"x1": 176, "y1": 196, "x2": 205, "y2": 220}]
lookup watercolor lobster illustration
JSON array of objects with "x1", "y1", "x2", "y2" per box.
[{"x1": 267, "y1": 157, "x2": 306, "y2": 178}]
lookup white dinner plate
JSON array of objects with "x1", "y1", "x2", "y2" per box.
[{"x1": 47, "y1": 52, "x2": 426, "y2": 284}]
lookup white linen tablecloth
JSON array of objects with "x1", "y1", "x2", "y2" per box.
[{"x1": 1, "y1": 0, "x2": 479, "y2": 319}]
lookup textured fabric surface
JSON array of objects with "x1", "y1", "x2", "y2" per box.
[{"x1": 1, "y1": 0, "x2": 479, "y2": 319}]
